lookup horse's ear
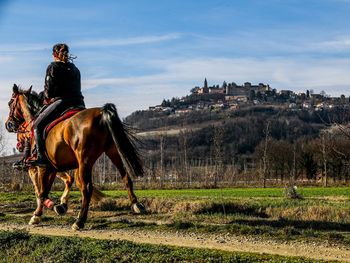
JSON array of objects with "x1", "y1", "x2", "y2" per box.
[
  {"x1": 13, "y1": 84, "x2": 19, "y2": 94},
  {"x1": 28, "y1": 85, "x2": 32, "y2": 94}
]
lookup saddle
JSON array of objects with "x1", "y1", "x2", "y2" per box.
[{"x1": 43, "y1": 107, "x2": 84, "y2": 139}]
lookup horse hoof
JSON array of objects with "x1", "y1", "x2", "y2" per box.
[
  {"x1": 72, "y1": 221, "x2": 84, "y2": 231},
  {"x1": 29, "y1": 215, "x2": 41, "y2": 225},
  {"x1": 54, "y1": 204, "x2": 67, "y2": 216},
  {"x1": 131, "y1": 203, "x2": 146, "y2": 214}
]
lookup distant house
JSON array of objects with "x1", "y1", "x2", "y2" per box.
[
  {"x1": 289, "y1": 103, "x2": 297, "y2": 109},
  {"x1": 229, "y1": 103, "x2": 239, "y2": 110},
  {"x1": 211, "y1": 103, "x2": 225, "y2": 109},
  {"x1": 198, "y1": 87, "x2": 209, "y2": 94},
  {"x1": 209, "y1": 88, "x2": 225, "y2": 94},
  {"x1": 233, "y1": 96, "x2": 248, "y2": 102},
  {"x1": 162, "y1": 107, "x2": 173, "y2": 113},
  {"x1": 149, "y1": 105, "x2": 165, "y2": 111},
  {"x1": 225, "y1": 95, "x2": 248, "y2": 103},
  {"x1": 310, "y1": 94, "x2": 324, "y2": 101},
  {"x1": 226, "y1": 82, "x2": 270, "y2": 96},
  {"x1": 315, "y1": 102, "x2": 333, "y2": 110},
  {"x1": 279, "y1": 90, "x2": 294, "y2": 96},
  {"x1": 175, "y1": 108, "x2": 192, "y2": 115},
  {"x1": 302, "y1": 102, "x2": 311, "y2": 109}
]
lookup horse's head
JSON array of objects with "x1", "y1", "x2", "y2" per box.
[{"x1": 5, "y1": 84, "x2": 42, "y2": 133}]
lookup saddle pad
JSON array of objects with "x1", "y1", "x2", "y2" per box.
[{"x1": 44, "y1": 108, "x2": 83, "y2": 139}]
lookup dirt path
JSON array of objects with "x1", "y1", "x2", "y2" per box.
[{"x1": 0, "y1": 224, "x2": 349, "y2": 262}]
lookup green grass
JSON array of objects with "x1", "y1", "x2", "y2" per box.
[
  {"x1": 0, "y1": 230, "x2": 330, "y2": 263},
  {"x1": 102, "y1": 187, "x2": 350, "y2": 199},
  {"x1": 0, "y1": 192, "x2": 35, "y2": 203},
  {"x1": 0, "y1": 187, "x2": 345, "y2": 203},
  {"x1": 1, "y1": 187, "x2": 349, "y2": 248}
]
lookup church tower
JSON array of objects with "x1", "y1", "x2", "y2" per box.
[{"x1": 204, "y1": 78, "x2": 208, "y2": 89}]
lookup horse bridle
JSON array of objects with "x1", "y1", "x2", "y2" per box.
[{"x1": 7, "y1": 94, "x2": 25, "y2": 132}]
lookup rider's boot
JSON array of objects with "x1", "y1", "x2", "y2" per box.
[
  {"x1": 12, "y1": 139, "x2": 31, "y2": 169},
  {"x1": 26, "y1": 129, "x2": 47, "y2": 167}
]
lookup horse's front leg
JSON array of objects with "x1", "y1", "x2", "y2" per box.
[
  {"x1": 54, "y1": 172, "x2": 74, "y2": 216},
  {"x1": 28, "y1": 167, "x2": 44, "y2": 225},
  {"x1": 28, "y1": 167, "x2": 55, "y2": 225}
]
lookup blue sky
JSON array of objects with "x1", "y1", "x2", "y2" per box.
[{"x1": 1, "y1": 0, "x2": 350, "y2": 153}]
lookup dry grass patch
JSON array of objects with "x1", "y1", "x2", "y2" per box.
[{"x1": 267, "y1": 206, "x2": 350, "y2": 223}]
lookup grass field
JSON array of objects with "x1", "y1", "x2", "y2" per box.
[
  {"x1": 0, "y1": 186, "x2": 349, "y2": 262},
  {"x1": 1, "y1": 186, "x2": 349, "y2": 202}
]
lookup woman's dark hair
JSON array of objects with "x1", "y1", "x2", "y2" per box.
[{"x1": 52, "y1": 43, "x2": 72, "y2": 63}]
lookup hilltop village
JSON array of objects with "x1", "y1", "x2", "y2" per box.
[{"x1": 148, "y1": 79, "x2": 349, "y2": 115}]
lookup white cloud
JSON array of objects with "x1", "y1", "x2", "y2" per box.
[
  {"x1": 0, "y1": 33, "x2": 181, "y2": 55},
  {"x1": 0, "y1": 43, "x2": 48, "y2": 53},
  {"x1": 75, "y1": 33, "x2": 182, "y2": 48},
  {"x1": 317, "y1": 37, "x2": 350, "y2": 50},
  {"x1": 0, "y1": 55, "x2": 15, "y2": 63}
]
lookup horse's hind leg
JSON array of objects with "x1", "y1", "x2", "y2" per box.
[
  {"x1": 72, "y1": 165, "x2": 93, "y2": 230},
  {"x1": 54, "y1": 172, "x2": 74, "y2": 216},
  {"x1": 106, "y1": 147, "x2": 145, "y2": 214}
]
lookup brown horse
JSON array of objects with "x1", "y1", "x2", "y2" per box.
[{"x1": 5, "y1": 84, "x2": 145, "y2": 230}]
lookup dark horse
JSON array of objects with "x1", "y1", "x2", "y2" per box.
[{"x1": 5, "y1": 84, "x2": 145, "y2": 230}]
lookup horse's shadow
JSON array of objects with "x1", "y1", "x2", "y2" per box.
[
  {"x1": 232, "y1": 218, "x2": 350, "y2": 232},
  {"x1": 197, "y1": 203, "x2": 268, "y2": 218}
]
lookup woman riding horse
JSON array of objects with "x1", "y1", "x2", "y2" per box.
[
  {"x1": 5, "y1": 44, "x2": 145, "y2": 230},
  {"x1": 27, "y1": 43, "x2": 85, "y2": 166}
]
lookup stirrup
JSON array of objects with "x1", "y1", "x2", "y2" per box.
[
  {"x1": 25, "y1": 156, "x2": 47, "y2": 167},
  {"x1": 12, "y1": 159, "x2": 25, "y2": 169}
]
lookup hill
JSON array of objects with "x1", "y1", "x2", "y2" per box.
[{"x1": 124, "y1": 84, "x2": 350, "y2": 185}]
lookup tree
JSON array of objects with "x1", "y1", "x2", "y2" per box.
[
  {"x1": 301, "y1": 151, "x2": 318, "y2": 180},
  {"x1": 249, "y1": 90, "x2": 256, "y2": 101},
  {"x1": 161, "y1": 99, "x2": 171, "y2": 107},
  {"x1": 256, "y1": 91, "x2": 263, "y2": 100},
  {"x1": 262, "y1": 122, "x2": 270, "y2": 188},
  {"x1": 320, "y1": 90, "x2": 327, "y2": 97},
  {"x1": 190, "y1": 87, "x2": 200, "y2": 94},
  {"x1": 340, "y1": 94, "x2": 346, "y2": 104},
  {"x1": 222, "y1": 81, "x2": 227, "y2": 89},
  {"x1": 213, "y1": 125, "x2": 224, "y2": 187},
  {"x1": 0, "y1": 120, "x2": 7, "y2": 156}
]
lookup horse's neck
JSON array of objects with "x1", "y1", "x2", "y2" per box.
[{"x1": 19, "y1": 96, "x2": 35, "y2": 123}]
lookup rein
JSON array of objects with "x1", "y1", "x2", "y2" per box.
[
  {"x1": 8, "y1": 94, "x2": 24, "y2": 128},
  {"x1": 8, "y1": 93, "x2": 36, "y2": 132}
]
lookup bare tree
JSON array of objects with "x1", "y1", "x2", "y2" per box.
[
  {"x1": 159, "y1": 133, "x2": 165, "y2": 188},
  {"x1": 262, "y1": 121, "x2": 270, "y2": 188},
  {"x1": 213, "y1": 125, "x2": 224, "y2": 187},
  {"x1": 0, "y1": 120, "x2": 7, "y2": 156},
  {"x1": 321, "y1": 132, "x2": 328, "y2": 187},
  {"x1": 179, "y1": 130, "x2": 189, "y2": 185}
]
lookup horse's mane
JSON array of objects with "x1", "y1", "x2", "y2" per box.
[
  {"x1": 17, "y1": 87, "x2": 44, "y2": 116},
  {"x1": 28, "y1": 91, "x2": 44, "y2": 116}
]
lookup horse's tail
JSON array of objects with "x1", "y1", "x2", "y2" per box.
[
  {"x1": 91, "y1": 188, "x2": 105, "y2": 203},
  {"x1": 101, "y1": 103, "x2": 144, "y2": 178}
]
